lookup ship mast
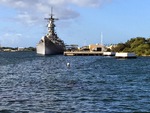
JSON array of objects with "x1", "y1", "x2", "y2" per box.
[{"x1": 45, "y1": 7, "x2": 58, "y2": 36}]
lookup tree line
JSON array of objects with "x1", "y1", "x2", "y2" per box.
[
  {"x1": 110, "y1": 37, "x2": 150, "y2": 56},
  {"x1": 0, "y1": 47, "x2": 36, "y2": 51}
]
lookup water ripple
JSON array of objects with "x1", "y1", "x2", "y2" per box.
[{"x1": 0, "y1": 52, "x2": 150, "y2": 112}]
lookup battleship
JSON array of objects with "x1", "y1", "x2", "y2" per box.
[{"x1": 36, "y1": 9, "x2": 65, "y2": 55}]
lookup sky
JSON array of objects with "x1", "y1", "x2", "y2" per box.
[{"x1": 0, "y1": 0, "x2": 150, "y2": 47}]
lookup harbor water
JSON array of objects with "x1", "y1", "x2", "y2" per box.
[{"x1": 0, "y1": 52, "x2": 150, "y2": 112}]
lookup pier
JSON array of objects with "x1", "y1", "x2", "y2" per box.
[
  {"x1": 64, "y1": 51, "x2": 137, "y2": 58},
  {"x1": 115, "y1": 52, "x2": 137, "y2": 58},
  {"x1": 64, "y1": 51, "x2": 103, "y2": 56}
]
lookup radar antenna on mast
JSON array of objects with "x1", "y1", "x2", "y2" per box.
[
  {"x1": 44, "y1": 7, "x2": 59, "y2": 21},
  {"x1": 51, "y1": 7, "x2": 53, "y2": 17},
  {"x1": 101, "y1": 32, "x2": 103, "y2": 46}
]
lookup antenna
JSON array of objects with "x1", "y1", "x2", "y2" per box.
[
  {"x1": 101, "y1": 32, "x2": 103, "y2": 45},
  {"x1": 51, "y1": 7, "x2": 53, "y2": 17}
]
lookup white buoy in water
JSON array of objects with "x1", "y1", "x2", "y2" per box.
[{"x1": 67, "y1": 63, "x2": 70, "y2": 67}]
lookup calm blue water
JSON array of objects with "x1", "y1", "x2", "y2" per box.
[{"x1": 0, "y1": 52, "x2": 150, "y2": 113}]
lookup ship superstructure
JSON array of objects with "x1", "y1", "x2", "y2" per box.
[{"x1": 36, "y1": 8, "x2": 65, "y2": 55}]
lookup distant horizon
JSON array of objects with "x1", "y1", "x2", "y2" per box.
[
  {"x1": 0, "y1": 0, "x2": 150, "y2": 47},
  {"x1": 0, "y1": 36, "x2": 149, "y2": 48}
]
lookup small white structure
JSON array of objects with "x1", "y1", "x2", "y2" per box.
[
  {"x1": 103, "y1": 52, "x2": 116, "y2": 56},
  {"x1": 18, "y1": 47, "x2": 24, "y2": 51},
  {"x1": 3, "y1": 49, "x2": 11, "y2": 52},
  {"x1": 89, "y1": 44, "x2": 105, "y2": 52},
  {"x1": 115, "y1": 52, "x2": 137, "y2": 58}
]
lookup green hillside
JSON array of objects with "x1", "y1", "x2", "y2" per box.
[{"x1": 111, "y1": 37, "x2": 150, "y2": 56}]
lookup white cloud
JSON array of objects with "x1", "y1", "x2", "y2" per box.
[
  {"x1": 1, "y1": 0, "x2": 29, "y2": 8},
  {"x1": 0, "y1": 0, "x2": 112, "y2": 47},
  {"x1": 70, "y1": 0, "x2": 109, "y2": 7},
  {"x1": 36, "y1": 3, "x2": 50, "y2": 14},
  {"x1": 0, "y1": 33, "x2": 35, "y2": 47},
  {"x1": 16, "y1": 12, "x2": 37, "y2": 25},
  {"x1": 46, "y1": 0, "x2": 68, "y2": 6},
  {"x1": 0, "y1": 33, "x2": 23, "y2": 47},
  {"x1": 13, "y1": 1, "x2": 27, "y2": 8},
  {"x1": 0, "y1": 0, "x2": 112, "y2": 25}
]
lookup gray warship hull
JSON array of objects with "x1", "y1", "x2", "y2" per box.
[
  {"x1": 36, "y1": 8, "x2": 65, "y2": 55},
  {"x1": 36, "y1": 37, "x2": 65, "y2": 55}
]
